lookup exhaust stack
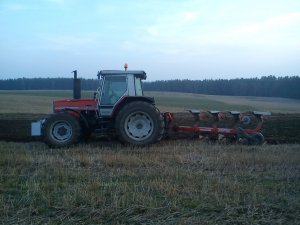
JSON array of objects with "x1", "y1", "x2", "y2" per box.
[{"x1": 72, "y1": 70, "x2": 81, "y2": 99}]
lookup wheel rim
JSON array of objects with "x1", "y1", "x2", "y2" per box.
[
  {"x1": 124, "y1": 111, "x2": 154, "y2": 141},
  {"x1": 50, "y1": 120, "x2": 73, "y2": 143}
]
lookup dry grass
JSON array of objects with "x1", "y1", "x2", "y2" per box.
[{"x1": 0, "y1": 140, "x2": 299, "y2": 224}]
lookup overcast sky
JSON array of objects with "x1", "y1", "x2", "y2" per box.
[{"x1": 0, "y1": 0, "x2": 299, "y2": 81}]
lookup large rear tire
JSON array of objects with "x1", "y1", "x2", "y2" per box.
[
  {"x1": 115, "y1": 101, "x2": 164, "y2": 145},
  {"x1": 43, "y1": 113, "x2": 81, "y2": 148}
]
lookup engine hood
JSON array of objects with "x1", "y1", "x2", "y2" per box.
[{"x1": 53, "y1": 98, "x2": 97, "y2": 113}]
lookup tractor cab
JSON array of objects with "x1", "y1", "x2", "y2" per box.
[{"x1": 96, "y1": 70, "x2": 149, "y2": 116}]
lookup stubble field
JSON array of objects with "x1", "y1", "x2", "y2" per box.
[{"x1": 0, "y1": 90, "x2": 299, "y2": 224}]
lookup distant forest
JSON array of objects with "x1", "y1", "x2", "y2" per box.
[{"x1": 0, "y1": 76, "x2": 299, "y2": 99}]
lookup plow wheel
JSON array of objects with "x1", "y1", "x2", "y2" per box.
[
  {"x1": 115, "y1": 101, "x2": 164, "y2": 145},
  {"x1": 249, "y1": 132, "x2": 265, "y2": 145},
  {"x1": 237, "y1": 127, "x2": 265, "y2": 145},
  {"x1": 43, "y1": 113, "x2": 81, "y2": 148}
]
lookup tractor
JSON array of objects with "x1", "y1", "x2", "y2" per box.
[
  {"x1": 36, "y1": 67, "x2": 164, "y2": 148},
  {"x1": 31, "y1": 65, "x2": 270, "y2": 147}
]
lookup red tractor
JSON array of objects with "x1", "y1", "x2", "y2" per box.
[
  {"x1": 38, "y1": 68, "x2": 164, "y2": 148},
  {"x1": 32, "y1": 66, "x2": 270, "y2": 147}
]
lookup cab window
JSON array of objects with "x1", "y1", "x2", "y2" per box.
[
  {"x1": 135, "y1": 77, "x2": 143, "y2": 96},
  {"x1": 101, "y1": 76, "x2": 127, "y2": 105}
]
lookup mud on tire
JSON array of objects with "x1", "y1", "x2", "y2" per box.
[
  {"x1": 115, "y1": 101, "x2": 164, "y2": 145},
  {"x1": 43, "y1": 113, "x2": 81, "y2": 148}
]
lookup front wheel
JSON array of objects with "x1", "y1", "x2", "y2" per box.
[
  {"x1": 43, "y1": 113, "x2": 81, "y2": 148},
  {"x1": 115, "y1": 101, "x2": 164, "y2": 145}
]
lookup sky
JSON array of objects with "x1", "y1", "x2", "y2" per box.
[{"x1": 0, "y1": 0, "x2": 300, "y2": 81}]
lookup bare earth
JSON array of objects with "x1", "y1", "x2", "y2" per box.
[{"x1": 0, "y1": 112, "x2": 300, "y2": 144}]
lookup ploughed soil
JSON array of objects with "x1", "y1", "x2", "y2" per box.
[
  {"x1": 0, "y1": 113, "x2": 300, "y2": 144},
  {"x1": 0, "y1": 114, "x2": 48, "y2": 142}
]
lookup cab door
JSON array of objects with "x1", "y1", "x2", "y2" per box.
[{"x1": 99, "y1": 75, "x2": 128, "y2": 116}]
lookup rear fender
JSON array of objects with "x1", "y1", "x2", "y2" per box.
[{"x1": 111, "y1": 96, "x2": 155, "y2": 118}]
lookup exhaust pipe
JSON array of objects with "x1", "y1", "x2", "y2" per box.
[{"x1": 72, "y1": 70, "x2": 81, "y2": 99}]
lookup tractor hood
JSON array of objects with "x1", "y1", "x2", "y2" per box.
[{"x1": 53, "y1": 98, "x2": 97, "y2": 113}]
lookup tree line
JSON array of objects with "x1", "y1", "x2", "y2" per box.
[
  {"x1": 0, "y1": 78, "x2": 99, "y2": 91},
  {"x1": 143, "y1": 76, "x2": 300, "y2": 99},
  {"x1": 0, "y1": 76, "x2": 299, "y2": 99}
]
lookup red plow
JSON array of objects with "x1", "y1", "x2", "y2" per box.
[{"x1": 165, "y1": 110, "x2": 271, "y2": 145}]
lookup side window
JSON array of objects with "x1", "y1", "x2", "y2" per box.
[
  {"x1": 101, "y1": 76, "x2": 127, "y2": 105},
  {"x1": 135, "y1": 77, "x2": 143, "y2": 96}
]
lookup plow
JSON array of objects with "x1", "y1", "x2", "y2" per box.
[
  {"x1": 18, "y1": 65, "x2": 272, "y2": 148},
  {"x1": 165, "y1": 110, "x2": 270, "y2": 145}
]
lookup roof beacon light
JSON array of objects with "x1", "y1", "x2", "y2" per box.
[{"x1": 124, "y1": 63, "x2": 128, "y2": 71}]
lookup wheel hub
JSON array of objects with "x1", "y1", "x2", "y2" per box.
[
  {"x1": 136, "y1": 123, "x2": 143, "y2": 129},
  {"x1": 51, "y1": 121, "x2": 72, "y2": 143},
  {"x1": 57, "y1": 126, "x2": 68, "y2": 136}
]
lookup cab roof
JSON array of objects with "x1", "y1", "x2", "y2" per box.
[{"x1": 97, "y1": 70, "x2": 147, "y2": 80}]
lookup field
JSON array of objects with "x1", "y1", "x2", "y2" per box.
[
  {"x1": 1, "y1": 90, "x2": 300, "y2": 113},
  {"x1": 0, "y1": 90, "x2": 300, "y2": 224}
]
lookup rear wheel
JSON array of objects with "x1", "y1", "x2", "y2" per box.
[
  {"x1": 115, "y1": 101, "x2": 164, "y2": 145},
  {"x1": 43, "y1": 113, "x2": 81, "y2": 148}
]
